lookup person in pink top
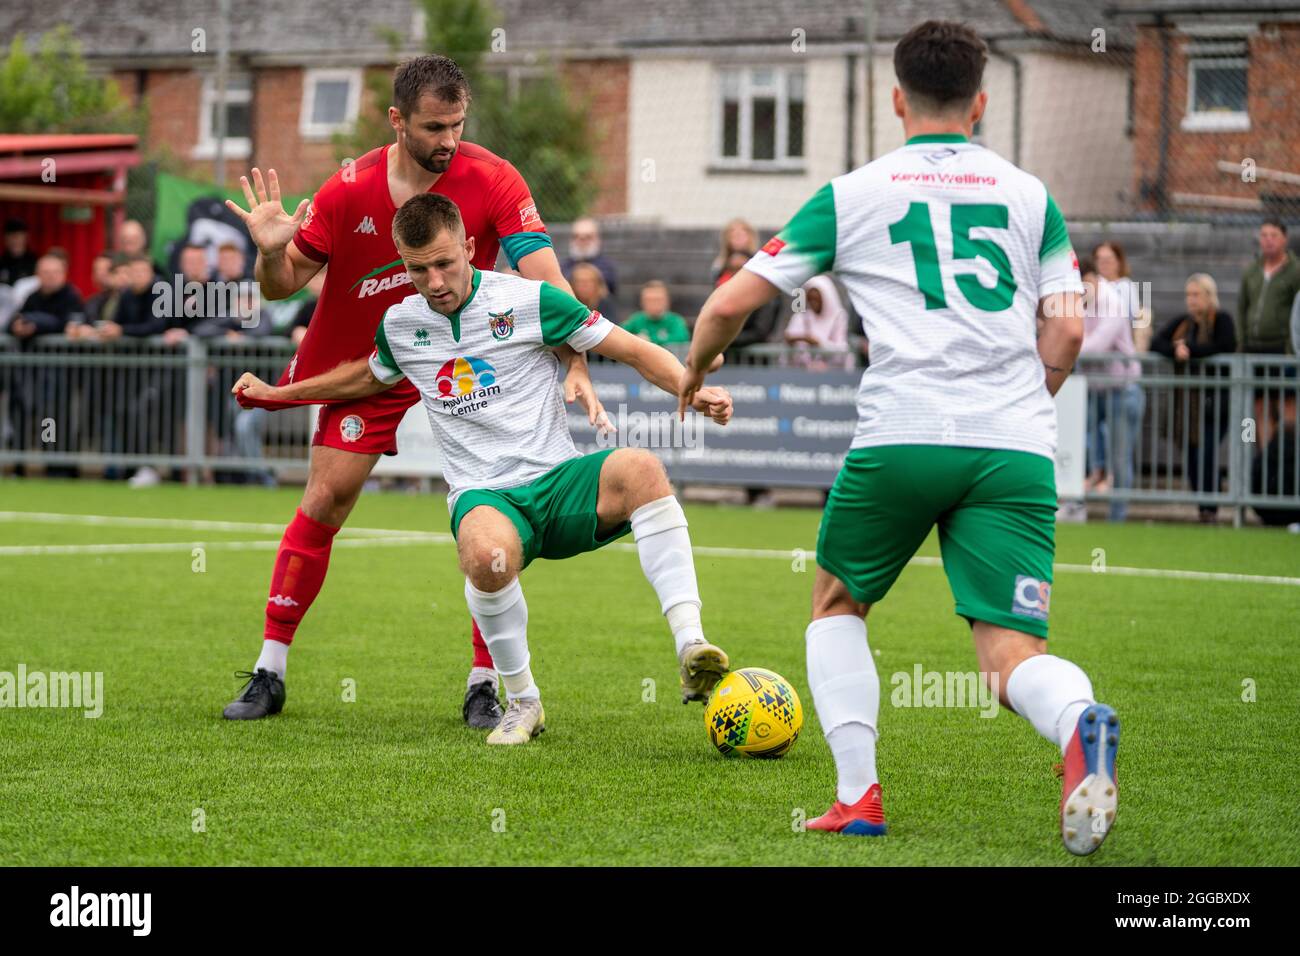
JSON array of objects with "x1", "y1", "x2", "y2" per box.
[
  {"x1": 785, "y1": 275, "x2": 854, "y2": 369},
  {"x1": 1081, "y1": 243, "x2": 1145, "y2": 521}
]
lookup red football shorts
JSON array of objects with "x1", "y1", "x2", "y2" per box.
[{"x1": 311, "y1": 379, "x2": 421, "y2": 456}]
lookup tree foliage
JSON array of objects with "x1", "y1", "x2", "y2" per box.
[
  {"x1": 0, "y1": 26, "x2": 144, "y2": 134},
  {"x1": 336, "y1": 0, "x2": 595, "y2": 220}
]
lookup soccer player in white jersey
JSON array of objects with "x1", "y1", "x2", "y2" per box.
[
  {"x1": 233, "y1": 192, "x2": 734, "y2": 745},
  {"x1": 679, "y1": 20, "x2": 1120, "y2": 855}
]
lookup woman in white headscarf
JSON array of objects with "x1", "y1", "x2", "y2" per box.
[{"x1": 786, "y1": 274, "x2": 853, "y2": 369}]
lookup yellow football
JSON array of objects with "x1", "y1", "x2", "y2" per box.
[{"x1": 704, "y1": 667, "x2": 803, "y2": 758}]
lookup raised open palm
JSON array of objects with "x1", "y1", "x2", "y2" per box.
[{"x1": 225, "y1": 168, "x2": 309, "y2": 256}]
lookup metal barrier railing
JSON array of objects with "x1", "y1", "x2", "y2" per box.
[
  {"x1": 1, "y1": 336, "x2": 1297, "y2": 523},
  {"x1": 0, "y1": 335, "x2": 312, "y2": 481},
  {"x1": 1075, "y1": 352, "x2": 1299, "y2": 524}
]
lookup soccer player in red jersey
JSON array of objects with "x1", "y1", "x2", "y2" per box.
[{"x1": 221, "y1": 55, "x2": 607, "y2": 727}]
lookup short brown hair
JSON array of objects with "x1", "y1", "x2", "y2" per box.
[
  {"x1": 893, "y1": 20, "x2": 988, "y2": 114},
  {"x1": 392, "y1": 193, "x2": 465, "y2": 248},
  {"x1": 393, "y1": 54, "x2": 471, "y2": 116}
]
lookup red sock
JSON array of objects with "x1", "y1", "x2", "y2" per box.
[
  {"x1": 264, "y1": 508, "x2": 340, "y2": 644},
  {"x1": 471, "y1": 617, "x2": 495, "y2": 670}
]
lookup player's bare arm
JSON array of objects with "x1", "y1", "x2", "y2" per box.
[
  {"x1": 553, "y1": 343, "x2": 612, "y2": 434},
  {"x1": 516, "y1": 245, "x2": 573, "y2": 295},
  {"x1": 593, "y1": 325, "x2": 733, "y2": 425},
  {"x1": 225, "y1": 167, "x2": 321, "y2": 300},
  {"x1": 677, "y1": 269, "x2": 780, "y2": 417},
  {"x1": 231, "y1": 358, "x2": 391, "y2": 405},
  {"x1": 1037, "y1": 291, "x2": 1085, "y2": 397}
]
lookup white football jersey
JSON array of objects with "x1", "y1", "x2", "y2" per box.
[
  {"x1": 745, "y1": 134, "x2": 1082, "y2": 460},
  {"x1": 369, "y1": 269, "x2": 613, "y2": 507}
]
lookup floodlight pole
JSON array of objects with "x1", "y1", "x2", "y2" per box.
[{"x1": 214, "y1": 0, "x2": 231, "y2": 187}]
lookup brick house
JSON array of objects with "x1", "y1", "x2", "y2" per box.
[
  {"x1": 1122, "y1": 0, "x2": 1300, "y2": 218},
  {"x1": 3, "y1": 0, "x2": 1134, "y2": 229}
]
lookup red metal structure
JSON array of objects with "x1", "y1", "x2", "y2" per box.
[{"x1": 0, "y1": 134, "x2": 141, "y2": 297}]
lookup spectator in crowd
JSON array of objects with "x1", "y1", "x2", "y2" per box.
[
  {"x1": 159, "y1": 243, "x2": 213, "y2": 344},
  {"x1": 714, "y1": 248, "x2": 784, "y2": 353},
  {"x1": 569, "y1": 261, "x2": 618, "y2": 324},
  {"x1": 6, "y1": 252, "x2": 86, "y2": 338},
  {"x1": 1238, "y1": 218, "x2": 1299, "y2": 355},
  {"x1": 623, "y1": 280, "x2": 689, "y2": 345},
  {"x1": 76, "y1": 252, "x2": 125, "y2": 332},
  {"x1": 785, "y1": 274, "x2": 852, "y2": 369},
  {"x1": 3, "y1": 251, "x2": 86, "y2": 477},
  {"x1": 0, "y1": 217, "x2": 38, "y2": 286},
  {"x1": 114, "y1": 219, "x2": 149, "y2": 259},
  {"x1": 710, "y1": 218, "x2": 758, "y2": 283},
  {"x1": 561, "y1": 217, "x2": 618, "y2": 295},
  {"x1": 1083, "y1": 244, "x2": 1145, "y2": 522},
  {"x1": 216, "y1": 241, "x2": 251, "y2": 283},
  {"x1": 98, "y1": 254, "x2": 164, "y2": 340},
  {"x1": 1151, "y1": 273, "x2": 1237, "y2": 522}
]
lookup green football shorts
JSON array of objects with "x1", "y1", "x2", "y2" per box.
[
  {"x1": 450, "y1": 448, "x2": 632, "y2": 569},
  {"x1": 816, "y1": 444, "x2": 1057, "y2": 638}
]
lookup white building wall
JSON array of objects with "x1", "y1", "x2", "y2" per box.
[{"x1": 626, "y1": 49, "x2": 1131, "y2": 228}]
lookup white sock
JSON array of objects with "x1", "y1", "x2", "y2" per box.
[
  {"x1": 500, "y1": 665, "x2": 539, "y2": 701},
  {"x1": 630, "y1": 495, "x2": 704, "y2": 656},
  {"x1": 806, "y1": 615, "x2": 879, "y2": 805},
  {"x1": 463, "y1": 578, "x2": 538, "y2": 701},
  {"x1": 255, "y1": 639, "x2": 288, "y2": 678},
  {"x1": 666, "y1": 603, "x2": 705, "y2": 658},
  {"x1": 467, "y1": 666, "x2": 498, "y2": 692},
  {"x1": 826, "y1": 723, "x2": 878, "y2": 806},
  {"x1": 1005, "y1": 654, "x2": 1095, "y2": 753}
]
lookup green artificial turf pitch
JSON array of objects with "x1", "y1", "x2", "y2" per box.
[{"x1": 1, "y1": 478, "x2": 1297, "y2": 866}]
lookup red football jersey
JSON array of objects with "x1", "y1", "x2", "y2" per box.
[{"x1": 280, "y1": 141, "x2": 546, "y2": 386}]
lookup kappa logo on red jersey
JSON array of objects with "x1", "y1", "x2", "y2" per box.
[
  {"x1": 518, "y1": 200, "x2": 542, "y2": 230},
  {"x1": 761, "y1": 236, "x2": 787, "y2": 257},
  {"x1": 354, "y1": 216, "x2": 378, "y2": 235}
]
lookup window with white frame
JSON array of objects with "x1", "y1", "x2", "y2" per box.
[
  {"x1": 195, "y1": 72, "x2": 252, "y2": 158},
  {"x1": 715, "y1": 67, "x2": 805, "y2": 169},
  {"x1": 300, "y1": 68, "x2": 362, "y2": 139},
  {"x1": 1182, "y1": 37, "x2": 1249, "y2": 132}
]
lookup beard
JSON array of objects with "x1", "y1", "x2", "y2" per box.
[{"x1": 408, "y1": 140, "x2": 456, "y2": 174}]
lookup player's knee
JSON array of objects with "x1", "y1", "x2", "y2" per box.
[
  {"x1": 301, "y1": 475, "x2": 360, "y2": 525},
  {"x1": 458, "y1": 538, "x2": 517, "y2": 589}
]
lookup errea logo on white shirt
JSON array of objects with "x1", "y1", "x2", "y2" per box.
[{"x1": 354, "y1": 216, "x2": 378, "y2": 235}]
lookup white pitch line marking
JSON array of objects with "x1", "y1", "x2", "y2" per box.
[
  {"x1": 0, "y1": 510, "x2": 439, "y2": 539},
  {"x1": 0, "y1": 536, "x2": 450, "y2": 557},
  {"x1": 0, "y1": 511, "x2": 1295, "y2": 587}
]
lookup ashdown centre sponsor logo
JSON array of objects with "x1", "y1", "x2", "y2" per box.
[
  {"x1": 435, "y1": 356, "x2": 500, "y2": 416},
  {"x1": 50, "y1": 886, "x2": 151, "y2": 936},
  {"x1": 0, "y1": 665, "x2": 103, "y2": 718},
  {"x1": 349, "y1": 258, "x2": 410, "y2": 299}
]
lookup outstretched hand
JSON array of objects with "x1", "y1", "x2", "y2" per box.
[{"x1": 224, "y1": 168, "x2": 310, "y2": 257}]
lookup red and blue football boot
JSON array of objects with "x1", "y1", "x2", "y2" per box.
[
  {"x1": 808, "y1": 782, "x2": 888, "y2": 836},
  {"x1": 1060, "y1": 703, "x2": 1120, "y2": 855}
]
